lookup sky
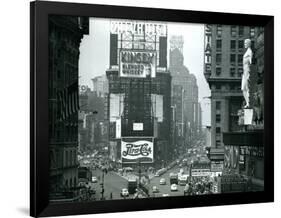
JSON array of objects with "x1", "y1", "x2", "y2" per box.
[{"x1": 79, "y1": 18, "x2": 211, "y2": 126}]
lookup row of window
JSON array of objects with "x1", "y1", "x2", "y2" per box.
[
  {"x1": 216, "y1": 25, "x2": 255, "y2": 38},
  {"x1": 216, "y1": 39, "x2": 255, "y2": 51},
  {"x1": 215, "y1": 67, "x2": 243, "y2": 77},
  {"x1": 216, "y1": 39, "x2": 246, "y2": 50},
  {"x1": 215, "y1": 53, "x2": 244, "y2": 66},
  {"x1": 213, "y1": 84, "x2": 241, "y2": 91}
]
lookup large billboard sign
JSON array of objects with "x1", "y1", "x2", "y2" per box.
[
  {"x1": 111, "y1": 21, "x2": 167, "y2": 36},
  {"x1": 119, "y1": 50, "x2": 156, "y2": 78},
  {"x1": 121, "y1": 137, "x2": 154, "y2": 163}
]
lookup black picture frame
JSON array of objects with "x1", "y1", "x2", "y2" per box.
[{"x1": 30, "y1": 1, "x2": 274, "y2": 217}]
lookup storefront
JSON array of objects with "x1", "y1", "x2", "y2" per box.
[{"x1": 223, "y1": 130, "x2": 264, "y2": 190}]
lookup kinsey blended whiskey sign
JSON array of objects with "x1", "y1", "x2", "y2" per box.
[
  {"x1": 121, "y1": 137, "x2": 154, "y2": 163},
  {"x1": 119, "y1": 50, "x2": 156, "y2": 78}
]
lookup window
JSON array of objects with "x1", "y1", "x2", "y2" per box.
[
  {"x1": 217, "y1": 25, "x2": 222, "y2": 37},
  {"x1": 216, "y1": 67, "x2": 221, "y2": 76},
  {"x1": 69, "y1": 150, "x2": 72, "y2": 166},
  {"x1": 216, "y1": 53, "x2": 222, "y2": 64},
  {"x1": 216, "y1": 127, "x2": 221, "y2": 133},
  {"x1": 230, "y1": 40, "x2": 236, "y2": 50},
  {"x1": 230, "y1": 54, "x2": 236, "y2": 64},
  {"x1": 238, "y1": 40, "x2": 244, "y2": 49},
  {"x1": 231, "y1": 25, "x2": 237, "y2": 37},
  {"x1": 65, "y1": 150, "x2": 68, "y2": 167},
  {"x1": 230, "y1": 68, "x2": 235, "y2": 77},
  {"x1": 216, "y1": 101, "x2": 221, "y2": 110},
  {"x1": 238, "y1": 68, "x2": 243, "y2": 77},
  {"x1": 230, "y1": 84, "x2": 236, "y2": 90},
  {"x1": 216, "y1": 114, "x2": 221, "y2": 123},
  {"x1": 216, "y1": 140, "x2": 221, "y2": 147},
  {"x1": 238, "y1": 26, "x2": 244, "y2": 37},
  {"x1": 238, "y1": 54, "x2": 243, "y2": 65},
  {"x1": 216, "y1": 84, "x2": 221, "y2": 90},
  {"x1": 250, "y1": 27, "x2": 255, "y2": 37},
  {"x1": 251, "y1": 40, "x2": 255, "y2": 49},
  {"x1": 216, "y1": 39, "x2": 222, "y2": 50}
]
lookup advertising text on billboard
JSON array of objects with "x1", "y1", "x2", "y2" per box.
[
  {"x1": 111, "y1": 21, "x2": 167, "y2": 36},
  {"x1": 119, "y1": 50, "x2": 156, "y2": 78},
  {"x1": 121, "y1": 138, "x2": 153, "y2": 163}
]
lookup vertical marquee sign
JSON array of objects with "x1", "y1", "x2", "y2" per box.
[{"x1": 204, "y1": 25, "x2": 212, "y2": 76}]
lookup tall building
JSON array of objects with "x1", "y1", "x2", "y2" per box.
[
  {"x1": 222, "y1": 27, "x2": 265, "y2": 190},
  {"x1": 169, "y1": 35, "x2": 199, "y2": 149},
  {"x1": 107, "y1": 20, "x2": 171, "y2": 167},
  {"x1": 78, "y1": 87, "x2": 109, "y2": 153},
  {"x1": 48, "y1": 15, "x2": 89, "y2": 201},
  {"x1": 197, "y1": 103, "x2": 203, "y2": 137},
  {"x1": 203, "y1": 24, "x2": 261, "y2": 177},
  {"x1": 91, "y1": 75, "x2": 109, "y2": 98}
]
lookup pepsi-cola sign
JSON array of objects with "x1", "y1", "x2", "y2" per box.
[{"x1": 121, "y1": 138, "x2": 153, "y2": 163}]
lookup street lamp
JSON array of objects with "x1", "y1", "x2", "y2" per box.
[
  {"x1": 138, "y1": 159, "x2": 141, "y2": 189},
  {"x1": 100, "y1": 166, "x2": 107, "y2": 200}
]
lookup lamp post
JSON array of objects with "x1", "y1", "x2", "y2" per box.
[
  {"x1": 100, "y1": 166, "x2": 107, "y2": 200},
  {"x1": 138, "y1": 159, "x2": 141, "y2": 189}
]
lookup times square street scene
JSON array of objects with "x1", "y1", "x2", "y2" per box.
[{"x1": 48, "y1": 16, "x2": 265, "y2": 202}]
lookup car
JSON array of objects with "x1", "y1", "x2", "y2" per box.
[
  {"x1": 159, "y1": 178, "x2": 166, "y2": 185},
  {"x1": 120, "y1": 188, "x2": 129, "y2": 197},
  {"x1": 162, "y1": 193, "x2": 170, "y2": 197},
  {"x1": 152, "y1": 186, "x2": 159, "y2": 193},
  {"x1": 91, "y1": 176, "x2": 98, "y2": 183},
  {"x1": 171, "y1": 184, "x2": 178, "y2": 191}
]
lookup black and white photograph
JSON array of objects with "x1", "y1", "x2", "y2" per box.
[{"x1": 48, "y1": 16, "x2": 265, "y2": 203}]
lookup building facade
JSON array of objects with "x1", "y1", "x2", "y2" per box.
[
  {"x1": 78, "y1": 86, "x2": 109, "y2": 153},
  {"x1": 203, "y1": 24, "x2": 263, "y2": 184},
  {"x1": 48, "y1": 15, "x2": 89, "y2": 201},
  {"x1": 169, "y1": 35, "x2": 200, "y2": 150},
  {"x1": 91, "y1": 75, "x2": 109, "y2": 98},
  {"x1": 222, "y1": 27, "x2": 265, "y2": 190},
  {"x1": 107, "y1": 20, "x2": 171, "y2": 168}
]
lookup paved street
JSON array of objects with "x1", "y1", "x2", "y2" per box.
[
  {"x1": 147, "y1": 164, "x2": 189, "y2": 197},
  {"x1": 80, "y1": 140, "x2": 210, "y2": 200},
  {"x1": 90, "y1": 169, "x2": 134, "y2": 200}
]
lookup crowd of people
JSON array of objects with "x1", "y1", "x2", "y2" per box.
[{"x1": 184, "y1": 176, "x2": 214, "y2": 195}]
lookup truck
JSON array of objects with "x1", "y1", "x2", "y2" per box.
[
  {"x1": 127, "y1": 178, "x2": 138, "y2": 194},
  {"x1": 178, "y1": 174, "x2": 189, "y2": 186},
  {"x1": 170, "y1": 173, "x2": 178, "y2": 185}
]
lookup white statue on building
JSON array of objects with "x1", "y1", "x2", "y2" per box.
[{"x1": 241, "y1": 39, "x2": 253, "y2": 108}]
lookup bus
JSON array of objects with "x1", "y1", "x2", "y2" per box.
[{"x1": 128, "y1": 179, "x2": 138, "y2": 194}]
